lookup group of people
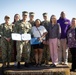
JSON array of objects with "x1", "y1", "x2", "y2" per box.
[{"x1": 0, "y1": 11, "x2": 76, "y2": 72}]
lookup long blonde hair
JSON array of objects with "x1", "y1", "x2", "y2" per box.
[
  {"x1": 50, "y1": 15, "x2": 57, "y2": 24},
  {"x1": 71, "y1": 18, "x2": 76, "y2": 28}
]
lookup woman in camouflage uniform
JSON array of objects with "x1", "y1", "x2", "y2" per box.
[{"x1": 0, "y1": 16, "x2": 13, "y2": 67}]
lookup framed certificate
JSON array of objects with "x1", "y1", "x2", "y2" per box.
[{"x1": 11, "y1": 33, "x2": 31, "y2": 41}]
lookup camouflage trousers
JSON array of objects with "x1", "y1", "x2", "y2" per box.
[
  {"x1": 30, "y1": 46, "x2": 35, "y2": 63},
  {"x1": 42, "y1": 45, "x2": 50, "y2": 63},
  {"x1": 16, "y1": 41, "x2": 31, "y2": 63},
  {"x1": 1, "y1": 38, "x2": 12, "y2": 63},
  {"x1": 0, "y1": 38, "x2": 1, "y2": 47}
]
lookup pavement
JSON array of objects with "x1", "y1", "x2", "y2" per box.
[{"x1": 0, "y1": 62, "x2": 76, "y2": 75}]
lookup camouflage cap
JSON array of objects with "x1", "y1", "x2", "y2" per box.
[
  {"x1": 4, "y1": 15, "x2": 10, "y2": 19},
  {"x1": 22, "y1": 11, "x2": 28, "y2": 15},
  {"x1": 43, "y1": 13, "x2": 48, "y2": 16},
  {"x1": 29, "y1": 12, "x2": 35, "y2": 16}
]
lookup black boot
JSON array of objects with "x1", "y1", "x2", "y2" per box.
[
  {"x1": 70, "y1": 69, "x2": 75, "y2": 72},
  {"x1": 2, "y1": 62, "x2": 7, "y2": 68},
  {"x1": 17, "y1": 62, "x2": 20, "y2": 68},
  {"x1": 24, "y1": 62, "x2": 29, "y2": 67}
]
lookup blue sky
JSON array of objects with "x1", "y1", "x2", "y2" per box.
[{"x1": 0, "y1": 0, "x2": 76, "y2": 23}]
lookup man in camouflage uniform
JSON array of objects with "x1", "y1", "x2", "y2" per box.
[
  {"x1": 0, "y1": 33, "x2": 1, "y2": 54},
  {"x1": 42, "y1": 13, "x2": 50, "y2": 65},
  {"x1": 28, "y1": 12, "x2": 35, "y2": 26},
  {"x1": 14, "y1": 11, "x2": 31, "y2": 68},
  {"x1": 28, "y1": 12, "x2": 35, "y2": 64},
  {"x1": 0, "y1": 16, "x2": 13, "y2": 67}
]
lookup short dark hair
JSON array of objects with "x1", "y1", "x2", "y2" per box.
[{"x1": 35, "y1": 19, "x2": 42, "y2": 25}]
